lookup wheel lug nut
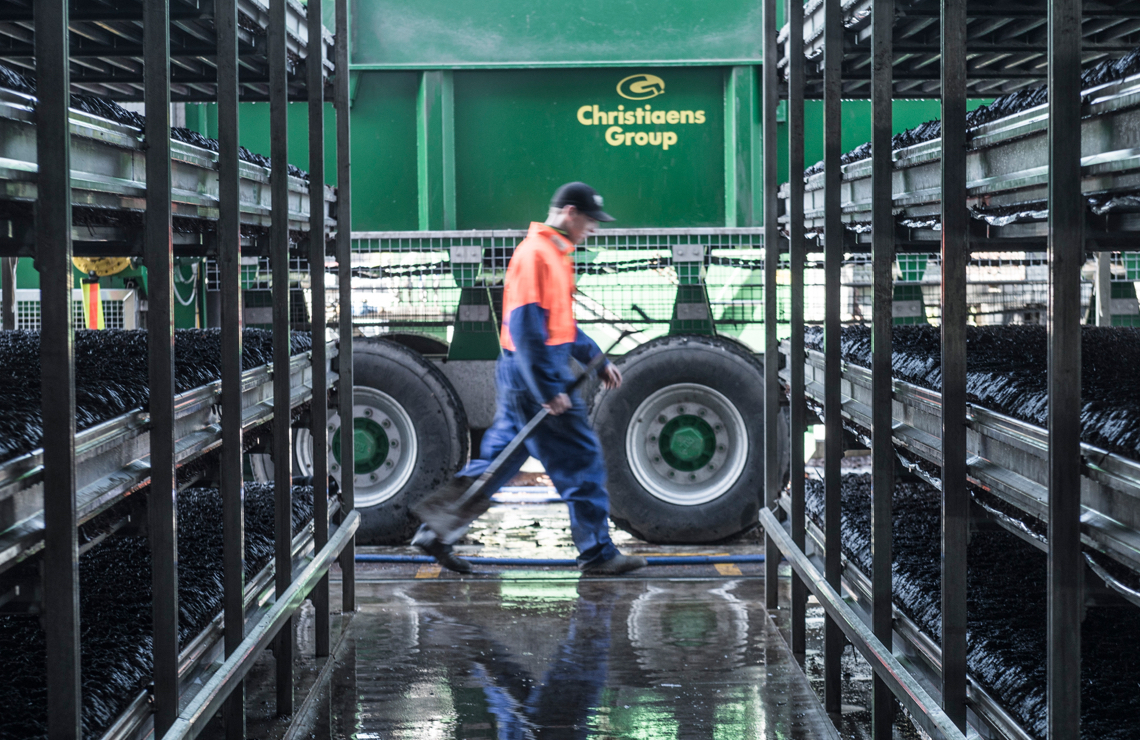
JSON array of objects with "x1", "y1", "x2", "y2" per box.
[
  {"x1": 658, "y1": 415, "x2": 668, "y2": 423},
  {"x1": 369, "y1": 473, "x2": 378, "y2": 481},
  {"x1": 328, "y1": 424, "x2": 336, "y2": 432},
  {"x1": 649, "y1": 435, "x2": 657, "y2": 442},
  {"x1": 668, "y1": 471, "x2": 675, "y2": 478},
  {"x1": 385, "y1": 460, "x2": 394, "y2": 468},
  {"x1": 653, "y1": 456, "x2": 661, "y2": 463},
  {"x1": 382, "y1": 419, "x2": 391, "y2": 428},
  {"x1": 391, "y1": 440, "x2": 399, "y2": 448},
  {"x1": 718, "y1": 444, "x2": 726, "y2": 451},
  {"x1": 689, "y1": 474, "x2": 696, "y2": 480},
  {"x1": 363, "y1": 409, "x2": 373, "y2": 417},
  {"x1": 331, "y1": 463, "x2": 339, "y2": 472},
  {"x1": 708, "y1": 464, "x2": 715, "y2": 470},
  {"x1": 678, "y1": 406, "x2": 685, "y2": 414},
  {"x1": 698, "y1": 409, "x2": 706, "y2": 417}
]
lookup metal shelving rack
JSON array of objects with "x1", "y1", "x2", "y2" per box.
[
  {"x1": 761, "y1": 1, "x2": 1131, "y2": 739},
  {"x1": 1, "y1": 0, "x2": 356, "y2": 738}
]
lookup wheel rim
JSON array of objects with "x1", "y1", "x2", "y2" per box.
[
  {"x1": 625, "y1": 383, "x2": 748, "y2": 506},
  {"x1": 327, "y1": 387, "x2": 418, "y2": 508}
]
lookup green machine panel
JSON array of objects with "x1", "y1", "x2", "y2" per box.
[
  {"x1": 350, "y1": 0, "x2": 762, "y2": 69},
  {"x1": 453, "y1": 67, "x2": 727, "y2": 229}
]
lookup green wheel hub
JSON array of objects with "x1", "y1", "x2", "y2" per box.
[
  {"x1": 333, "y1": 417, "x2": 390, "y2": 474},
  {"x1": 626, "y1": 383, "x2": 748, "y2": 506},
  {"x1": 658, "y1": 415, "x2": 716, "y2": 471},
  {"x1": 327, "y1": 388, "x2": 418, "y2": 508}
]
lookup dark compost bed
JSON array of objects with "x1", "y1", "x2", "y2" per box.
[
  {"x1": 0, "y1": 484, "x2": 316, "y2": 740},
  {"x1": 804, "y1": 473, "x2": 1140, "y2": 740},
  {"x1": 0, "y1": 328, "x2": 313, "y2": 464},
  {"x1": 804, "y1": 324, "x2": 1140, "y2": 459}
]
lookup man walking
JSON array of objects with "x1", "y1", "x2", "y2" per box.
[{"x1": 414, "y1": 182, "x2": 646, "y2": 576}]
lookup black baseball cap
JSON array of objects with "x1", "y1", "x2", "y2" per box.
[{"x1": 550, "y1": 181, "x2": 614, "y2": 222}]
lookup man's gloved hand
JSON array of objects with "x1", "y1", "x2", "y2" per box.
[
  {"x1": 600, "y1": 363, "x2": 622, "y2": 390},
  {"x1": 544, "y1": 393, "x2": 572, "y2": 416}
]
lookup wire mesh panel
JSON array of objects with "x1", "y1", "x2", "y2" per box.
[
  {"x1": 825, "y1": 251, "x2": 1095, "y2": 327},
  {"x1": 346, "y1": 229, "x2": 774, "y2": 350}
]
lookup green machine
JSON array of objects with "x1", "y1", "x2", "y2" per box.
[{"x1": 229, "y1": 0, "x2": 953, "y2": 546}]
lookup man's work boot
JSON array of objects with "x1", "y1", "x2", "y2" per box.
[
  {"x1": 412, "y1": 525, "x2": 473, "y2": 574},
  {"x1": 580, "y1": 552, "x2": 647, "y2": 576}
]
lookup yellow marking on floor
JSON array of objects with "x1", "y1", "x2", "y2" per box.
[
  {"x1": 415, "y1": 564, "x2": 442, "y2": 579},
  {"x1": 715, "y1": 563, "x2": 743, "y2": 576}
]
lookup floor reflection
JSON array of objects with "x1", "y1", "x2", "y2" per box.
[{"x1": 298, "y1": 576, "x2": 839, "y2": 740}]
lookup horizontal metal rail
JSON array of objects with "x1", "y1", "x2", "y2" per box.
[
  {"x1": 0, "y1": 89, "x2": 336, "y2": 257},
  {"x1": 781, "y1": 343, "x2": 1140, "y2": 578},
  {"x1": 350, "y1": 227, "x2": 767, "y2": 252},
  {"x1": 0, "y1": 341, "x2": 337, "y2": 577},
  {"x1": 783, "y1": 496, "x2": 1035, "y2": 740},
  {"x1": 160, "y1": 510, "x2": 360, "y2": 740},
  {"x1": 759, "y1": 507, "x2": 967, "y2": 740},
  {"x1": 780, "y1": 74, "x2": 1140, "y2": 247}
]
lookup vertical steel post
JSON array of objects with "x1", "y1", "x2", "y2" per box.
[
  {"x1": 35, "y1": 0, "x2": 81, "y2": 736},
  {"x1": 334, "y1": 0, "x2": 356, "y2": 614},
  {"x1": 308, "y1": 0, "x2": 331, "y2": 659},
  {"x1": 870, "y1": 0, "x2": 896, "y2": 736},
  {"x1": 940, "y1": 0, "x2": 969, "y2": 730},
  {"x1": 1, "y1": 257, "x2": 15, "y2": 329},
  {"x1": 1094, "y1": 253, "x2": 1112, "y2": 326},
  {"x1": 822, "y1": 0, "x2": 844, "y2": 716},
  {"x1": 144, "y1": 0, "x2": 178, "y2": 733},
  {"x1": 762, "y1": 0, "x2": 781, "y2": 610},
  {"x1": 1047, "y1": 0, "x2": 1083, "y2": 736},
  {"x1": 217, "y1": 0, "x2": 245, "y2": 735},
  {"x1": 787, "y1": 0, "x2": 808, "y2": 663},
  {"x1": 268, "y1": 0, "x2": 294, "y2": 715}
]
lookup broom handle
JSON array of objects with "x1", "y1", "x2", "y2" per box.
[{"x1": 450, "y1": 340, "x2": 621, "y2": 512}]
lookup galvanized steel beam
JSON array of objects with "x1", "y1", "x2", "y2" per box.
[
  {"x1": 940, "y1": 0, "x2": 969, "y2": 731},
  {"x1": 145, "y1": 0, "x2": 179, "y2": 732},
  {"x1": 308, "y1": 0, "x2": 331, "y2": 660},
  {"x1": 268, "y1": 0, "x2": 295, "y2": 715},
  {"x1": 870, "y1": 1, "x2": 895, "y2": 737},
  {"x1": 786, "y1": 0, "x2": 808, "y2": 663},
  {"x1": 823, "y1": 0, "x2": 844, "y2": 717},
  {"x1": 335, "y1": 0, "x2": 356, "y2": 614},
  {"x1": 35, "y1": 0, "x2": 82, "y2": 736},
  {"x1": 1047, "y1": 0, "x2": 1083, "y2": 736},
  {"x1": 763, "y1": 0, "x2": 781, "y2": 611}
]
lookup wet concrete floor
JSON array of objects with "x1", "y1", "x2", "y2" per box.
[{"x1": 204, "y1": 493, "x2": 848, "y2": 740}]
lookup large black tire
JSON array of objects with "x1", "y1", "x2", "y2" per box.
[
  {"x1": 249, "y1": 340, "x2": 471, "y2": 543},
  {"x1": 591, "y1": 334, "x2": 785, "y2": 543},
  {"x1": 348, "y1": 339, "x2": 470, "y2": 544}
]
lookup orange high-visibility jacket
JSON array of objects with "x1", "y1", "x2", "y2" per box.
[{"x1": 500, "y1": 222, "x2": 579, "y2": 351}]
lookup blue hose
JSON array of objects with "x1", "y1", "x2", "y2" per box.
[{"x1": 354, "y1": 553, "x2": 765, "y2": 566}]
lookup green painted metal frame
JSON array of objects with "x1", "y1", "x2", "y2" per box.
[
  {"x1": 725, "y1": 66, "x2": 762, "y2": 228},
  {"x1": 417, "y1": 71, "x2": 456, "y2": 230}
]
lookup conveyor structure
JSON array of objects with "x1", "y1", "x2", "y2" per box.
[
  {"x1": 0, "y1": 0, "x2": 357, "y2": 738},
  {"x1": 761, "y1": 1, "x2": 1140, "y2": 740}
]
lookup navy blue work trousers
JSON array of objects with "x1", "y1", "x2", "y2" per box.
[{"x1": 456, "y1": 353, "x2": 619, "y2": 567}]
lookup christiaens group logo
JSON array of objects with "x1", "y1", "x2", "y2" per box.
[
  {"x1": 576, "y1": 73, "x2": 706, "y2": 151},
  {"x1": 617, "y1": 73, "x2": 665, "y2": 100}
]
